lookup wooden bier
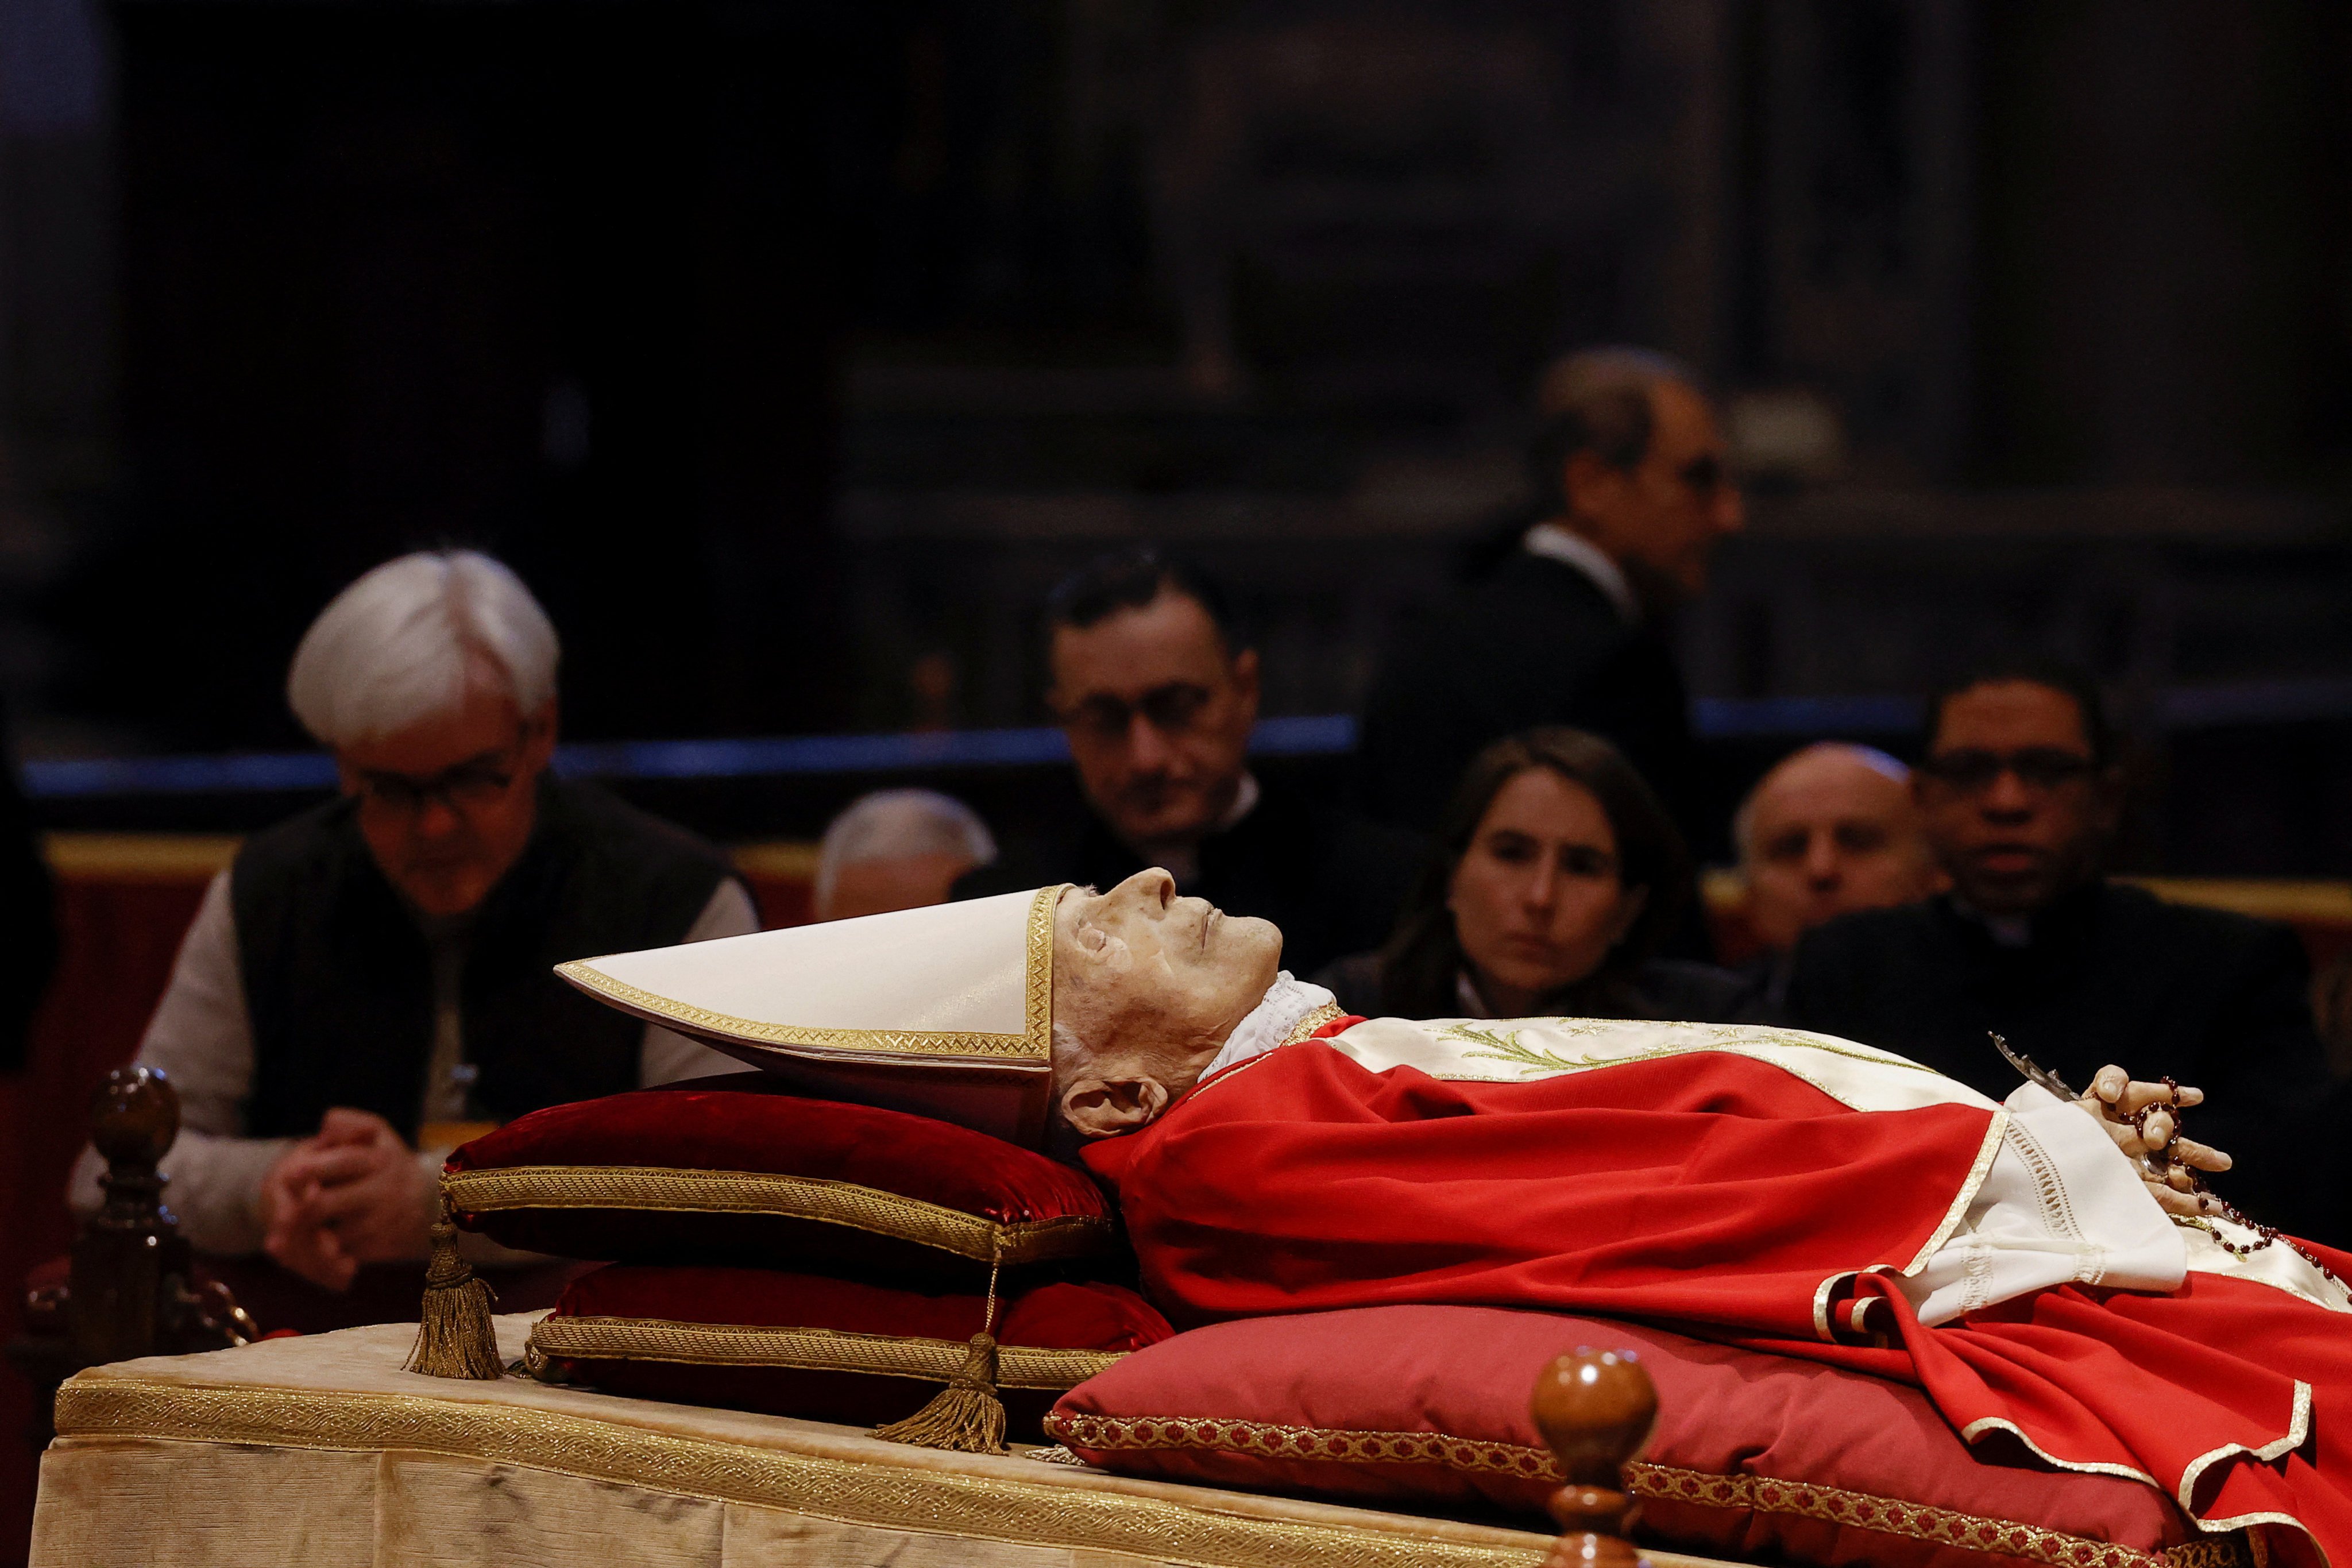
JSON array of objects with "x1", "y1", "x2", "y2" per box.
[
  {"x1": 1533, "y1": 1346, "x2": 1659, "y2": 1568},
  {"x1": 7, "y1": 1067, "x2": 252, "y2": 1439}
]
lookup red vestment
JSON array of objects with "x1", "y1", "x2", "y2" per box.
[{"x1": 1083, "y1": 1033, "x2": 2352, "y2": 1568}]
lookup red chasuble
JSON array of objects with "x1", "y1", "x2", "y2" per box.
[{"x1": 1083, "y1": 1026, "x2": 2352, "y2": 1568}]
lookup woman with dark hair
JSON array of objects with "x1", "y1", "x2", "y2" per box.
[{"x1": 1314, "y1": 726, "x2": 1753, "y2": 1021}]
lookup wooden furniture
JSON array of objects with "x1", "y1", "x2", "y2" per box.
[
  {"x1": 5, "y1": 1068, "x2": 250, "y2": 1444},
  {"x1": 27, "y1": 1313, "x2": 1685, "y2": 1568}
]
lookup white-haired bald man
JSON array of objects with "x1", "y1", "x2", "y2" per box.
[
  {"x1": 1736, "y1": 742, "x2": 1944, "y2": 955},
  {"x1": 72, "y1": 551, "x2": 755, "y2": 1304}
]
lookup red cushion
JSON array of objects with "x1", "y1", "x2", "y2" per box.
[
  {"x1": 531, "y1": 1264, "x2": 1172, "y2": 1439},
  {"x1": 1047, "y1": 1306, "x2": 2215, "y2": 1568},
  {"x1": 445, "y1": 1073, "x2": 1113, "y2": 1284}
]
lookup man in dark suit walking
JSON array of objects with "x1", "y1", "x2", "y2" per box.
[{"x1": 1354, "y1": 348, "x2": 1745, "y2": 849}]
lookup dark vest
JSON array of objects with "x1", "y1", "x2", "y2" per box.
[{"x1": 232, "y1": 779, "x2": 737, "y2": 1140}]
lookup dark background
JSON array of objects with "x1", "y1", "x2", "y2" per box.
[{"x1": 2, "y1": 1, "x2": 2351, "y2": 867}]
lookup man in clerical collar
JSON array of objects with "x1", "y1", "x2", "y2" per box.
[
  {"x1": 1354, "y1": 346, "x2": 1744, "y2": 856},
  {"x1": 952, "y1": 548, "x2": 1416, "y2": 979},
  {"x1": 1783, "y1": 659, "x2": 2336, "y2": 1239}
]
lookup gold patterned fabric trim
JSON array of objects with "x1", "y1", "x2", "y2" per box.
[
  {"x1": 1281, "y1": 1002, "x2": 1347, "y2": 1047},
  {"x1": 1046, "y1": 1412, "x2": 1557, "y2": 1482},
  {"x1": 51, "y1": 1378, "x2": 1546, "y2": 1568},
  {"x1": 531, "y1": 1317, "x2": 1125, "y2": 1391},
  {"x1": 1043, "y1": 1413, "x2": 2251, "y2": 1568},
  {"x1": 1624, "y1": 1464, "x2": 2253, "y2": 1568},
  {"x1": 552, "y1": 884, "x2": 1069, "y2": 1065},
  {"x1": 443, "y1": 1165, "x2": 1111, "y2": 1265}
]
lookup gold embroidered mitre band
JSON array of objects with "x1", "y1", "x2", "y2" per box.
[{"x1": 557, "y1": 886, "x2": 1073, "y2": 1146}]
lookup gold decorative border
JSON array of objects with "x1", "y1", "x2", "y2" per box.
[
  {"x1": 445, "y1": 1165, "x2": 1111, "y2": 1265},
  {"x1": 1281, "y1": 1002, "x2": 1346, "y2": 1046},
  {"x1": 531, "y1": 1316, "x2": 1125, "y2": 1391},
  {"x1": 553, "y1": 885, "x2": 1069, "y2": 1065},
  {"x1": 1047, "y1": 1411, "x2": 1555, "y2": 1482},
  {"x1": 1043, "y1": 1412, "x2": 2253, "y2": 1568},
  {"x1": 51, "y1": 1378, "x2": 1550, "y2": 1568}
]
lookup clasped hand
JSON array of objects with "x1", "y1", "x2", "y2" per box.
[
  {"x1": 2075, "y1": 1065, "x2": 2233, "y2": 1218},
  {"x1": 257, "y1": 1107, "x2": 436, "y2": 1291}
]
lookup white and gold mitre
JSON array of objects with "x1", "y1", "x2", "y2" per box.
[{"x1": 557, "y1": 885, "x2": 1072, "y2": 1146}]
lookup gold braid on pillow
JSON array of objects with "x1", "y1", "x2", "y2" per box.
[
  {"x1": 443, "y1": 1165, "x2": 1113, "y2": 1265},
  {"x1": 528, "y1": 1316, "x2": 1126, "y2": 1391}
]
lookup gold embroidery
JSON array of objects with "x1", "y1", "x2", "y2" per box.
[
  {"x1": 1044, "y1": 1412, "x2": 2253, "y2": 1568},
  {"x1": 52, "y1": 1378, "x2": 1550, "y2": 1568},
  {"x1": 530, "y1": 1317, "x2": 1125, "y2": 1391},
  {"x1": 1625, "y1": 1463, "x2": 2253, "y2": 1568},
  {"x1": 1437, "y1": 1021, "x2": 1936, "y2": 1080},
  {"x1": 443, "y1": 1165, "x2": 1111, "y2": 1266},
  {"x1": 554, "y1": 884, "x2": 1070, "y2": 1065},
  {"x1": 1282, "y1": 1002, "x2": 1346, "y2": 1047},
  {"x1": 1046, "y1": 1411, "x2": 1557, "y2": 1482}
]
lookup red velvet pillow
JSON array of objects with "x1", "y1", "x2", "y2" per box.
[
  {"x1": 529, "y1": 1264, "x2": 1171, "y2": 1439},
  {"x1": 1047, "y1": 1307, "x2": 2234, "y2": 1568},
  {"x1": 445, "y1": 1073, "x2": 1113, "y2": 1285}
]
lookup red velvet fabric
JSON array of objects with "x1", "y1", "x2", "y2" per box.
[
  {"x1": 1086, "y1": 1038, "x2": 2352, "y2": 1568},
  {"x1": 1049, "y1": 1306, "x2": 2200, "y2": 1568},
  {"x1": 446, "y1": 1073, "x2": 1111, "y2": 1278},
  {"x1": 543, "y1": 1265, "x2": 1171, "y2": 1435}
]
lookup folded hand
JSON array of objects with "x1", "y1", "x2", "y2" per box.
[
  {"x1": 2077, "y1": 1064, "x2": 2232, "y2": 1218},
  {"x1": 257, "y1": 1108, "x2": 437, "y2": 1291}
]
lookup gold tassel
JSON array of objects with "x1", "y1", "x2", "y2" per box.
[
  {"x1": 404, "y1": 1198, "x2": 503, "y2": 1380},
  {"x1": 871, "y1": 1331, "x2": 1007, "y2": 1453},
  {"x1": 873, "y1": 1242, "x2": 1007, "y2": 1453}
]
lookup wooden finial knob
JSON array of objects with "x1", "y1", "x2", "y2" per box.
[
  {"x1": 89, "y1": 1065, "x2": 180, "y2": 1169},
  {"x1": 1531, "y1": 1348, "x2": 1656, "y2": 1568}
]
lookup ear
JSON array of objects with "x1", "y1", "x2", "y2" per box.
[
  {"x1": 1230, "y1": 646, "x2": 1262, "y2": 709},
  {"x1": 1057, "y1": 1074, "x2": 1172, "y2": 1139},
  {"x1": 1562, "y1": 450, "x2": 1627, "y2": 520}
]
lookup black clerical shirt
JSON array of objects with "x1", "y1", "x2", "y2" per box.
[
  {"x1": 951, "y1": 777, "x2": 1423, "y2": 980},
  {"x1": 1784, "y1": 882, "x2": 2337, "y2": 1241}
]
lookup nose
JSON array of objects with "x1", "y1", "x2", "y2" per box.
[
  {"x1": 412, "y1": 795, "x2": 464, "y2": 840},
  {"x1": 1982, "y1": 768, "x2": 2034, "y2": 821},
  {"x1": 1118, "y1": 867, "x2": 1176, "y2": 911},
  {"x1": 1123, "y1": 710, "x2": 1175, "y2": 773},
  {"x1": 1520, "y1": 862, "x2": 1559, "y2": 914},
  {"x1": 1802, "y1": 831, "x2": 1841, "y2": 886}
]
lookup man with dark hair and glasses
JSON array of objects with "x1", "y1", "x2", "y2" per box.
[
  {"x1": 1784, "y1": 660, "x2": 2335, "y2": 1238},
  {"x1": 1354, "y1": 347, "x2": 1744, "y2": 853},
  {"x1": 71, "y1": 552, "x2": 755, "y2": 1320},
  {"x1": 952, "y1": 547, "x2": 1418, "y2": 977}
]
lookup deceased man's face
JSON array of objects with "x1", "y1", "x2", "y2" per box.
[{"x1": 1051, "y1": 868, "x2": 1283, "y2": 1137}]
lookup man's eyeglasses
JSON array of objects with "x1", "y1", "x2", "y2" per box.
[
  {"x1": 1060, "y1": 682, "x2": 1213, "y2": 740},
  {"x1": 1916, "y1": 748, "x2": 2098, "y2": 794},
  {"x1": 355, "y1": 751, "x2": 524, "y2": 817}
]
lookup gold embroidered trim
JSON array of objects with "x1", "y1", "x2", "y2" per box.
[
  {"x1": 1046, "y1": 1412, "x2": 1558, "y2": 1482},
  {"x1": 1282, "y1": 1002, "x2": 1346, "y2": 1047},
  {"x1": 531, "y1": 1317, "x2": 1126, "y2": 1391},
  {"x1": 553, "y1": 884, "x2": 1069, "y2": 1064},
  {"x1": 1043, "y1": 1412, "x2": 2253, "y2": 1568},
  {"x1": 1625, "y1": 1463, "x2": 2254, "y2": 1568},
  {"x1": 443, "y1": 1165, "x2": 1111, "y2": 1265},
  {"x1": 51, "y1": 1378, "x2": 1550, "y2": 1568},
  {"x1": 1906, "y1": 1107, "x2": 2010, "y2": 1275}
]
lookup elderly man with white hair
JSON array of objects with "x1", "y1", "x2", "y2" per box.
[
  {"x1": 72, "y1": 551, "x2": 754, "y2": 1311},
  {"x1": 814, "y1": 789, "x2": 997, "y2": 921}
]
